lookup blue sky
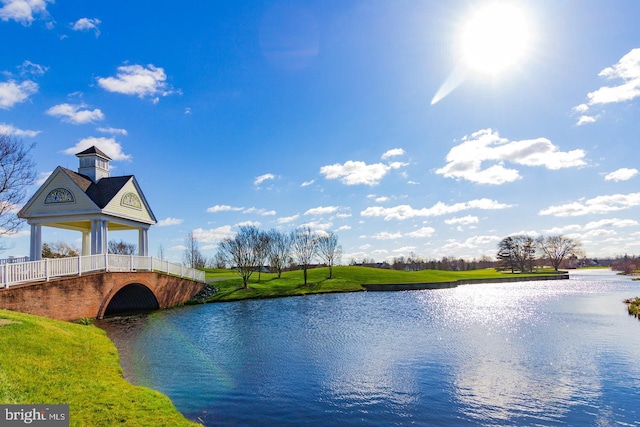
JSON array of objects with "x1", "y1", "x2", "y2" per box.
[{"x1": 2, "y1": 0, "x2": 640, "y2": 263}]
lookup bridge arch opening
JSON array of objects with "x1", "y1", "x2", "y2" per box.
[{"x1": 103, "y1": 283, "x2": 159, "y2": 317}]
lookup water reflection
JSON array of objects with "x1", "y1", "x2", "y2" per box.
[{"x1": 99, "y1": 271, "x2": 640, "y2": 426}]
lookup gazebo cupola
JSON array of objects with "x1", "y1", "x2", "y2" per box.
[
  {"x1": 18, "y1": 146, "x2": 157, "y2": 261},
  {"x1": 77, "y1": 146, "x2": 111, "y2": 182}
]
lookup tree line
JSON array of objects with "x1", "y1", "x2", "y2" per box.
[
  {"x1": 183, "y1": 226, "x2": 342, "y2": 288},
  {"x1": 496, "y1": 234, "x2": 582, "y2": 272}
]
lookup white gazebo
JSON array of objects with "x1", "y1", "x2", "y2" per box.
[{"x1": 18, "y1": 146, "x2": 157, "y2": 260}]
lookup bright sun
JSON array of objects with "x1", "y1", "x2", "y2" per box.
[{"x1": 459, "y1": 2, "x2": 533, "y2": 76}]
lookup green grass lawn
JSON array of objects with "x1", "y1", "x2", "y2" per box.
[
  {"x1": 206, "y1": 266, "x2": 563, "y2": 302},
  {"x1": 0, "y1": 310, "x2": 199, "y2": 427}
]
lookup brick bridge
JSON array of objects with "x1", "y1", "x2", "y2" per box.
[{"x1": 0, "y1": 271, "x2": 204, "y2": 321}]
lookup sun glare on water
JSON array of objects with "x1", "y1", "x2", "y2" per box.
[{"x1": 432, "y1": 1, "x2": 534, "y2": 104}]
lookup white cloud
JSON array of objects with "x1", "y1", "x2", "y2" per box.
[
  {"x1": 97, "y1": 64, "x2": 173, "y2": 99},
  {"x1": 277, "y1": 214, "x2": 299, "y2": 224},
  {"x1": 583, "y1": 229, "x2": 617, "y2": 239},
  {"x1": 361, "y1": 198, "x2": 512, "y2": 221},
  {"x1": 445, "y1": 215, "x2": 479, "y2": 226},
  {"x1": 97, "y1": 127, "x2": 128, "y2": 136},
  {"x1": 392, "y1": 246, "x2": 416, "y2": 254},
  {"x1": 304, "y1": 206, "x2": 339, "y2": 216},
  {"x1": 254, "y1": 173, "x2": 275, "y2": 186},
  {"x1": 300, "y1": 179, "x2": 315, "y2": 187},
  {"x1": 46, "y1": 103, "x2": 104, "y2": 124},
  {"x1": 156, "y1": 217, "x2": 183, "y2": 227},
  {"x1": 71, "y1": 18, "x2": 101, "y2": 36},
  {"x1": 235, "y1": 220, "x2": 261, "y2": 227},
  {"x1": 336, "y1": 225, "x2": 351, "y2": 231},
  {"x1": 335, "y1": 213, "x2": 352, "y2": 219},
  {"x1": 19, "y1": 60, "x2": 47, "y2": 77},
  {"x1": 192, "y1": 226, "x2": 234, "y2": 243},
  {"x1": 381, "y1": 148, "x2": 405, "y2": 159},
  {"x1": 539, "y1": 192, "x2": 640, "y2": 217},
  {"x1": 0, "y1": 123, "x2": 39, "y2": 137},
  {"x1": 604, "y1": 168, "x2": 638, "y2": 182},
  {"x1": 436, "y1": 129, "x2": 586, "y2": 185},
  {"x1": 573, "y1": 48, "x2": 640, "y2": 123},
  {"x1": 389, "y1": 161, "x2": 408, "y2": 169},
  {"x1": 0, "y1": 0, "x2": 52, "y2": 25},
  {"x1": 405, "y1": 227, "x2": 436, "y2": 238},
  {"x1": 371, "y1": 231, "x2": 403, "y2": 240},
  {"x1": 207, "y1": 204, "x2": 243, "y2": 213},
  {"x1": 576, "y1": 115, "x2": 598, "y2": 126},
  {"x1": 320, "y1": 160, "x2": 392, "y2": 186},
  {"x1": 544, "y1": 219, "x2": 637, "y2": 236},
  {"x1": 35, "y1": 170, "x2": 51, "y2": 185},
  {"x1": 299, "y1": 221, "x2": 333, "y2": 231},
  {"x1": 584, "y1": 218, "x2": 638, "y2": 230},
  {"x1": 573, "y1": 104, "x2": 589, "y2": 114},
  {"x1": 0, "y1": 200, "x2": 21, "y2": 215},
  {"x1": 543, "y1": 224, "x2": 582, "y2": 234},
  {"x1": 0, "y1": 79, "x2": 38, "y2": 109},
  {"x1": 440, "y1": 235, "x2": 501, "y2": 252},
  {"x1": 243, "y1": 207, "x2": 276, "y2": 216},
  {"x1": 63, "y1": 137, "x2": 130, "y2": 161},
  {"x1": 0, "y1": 227, "x2": 29, "y2": 238}
]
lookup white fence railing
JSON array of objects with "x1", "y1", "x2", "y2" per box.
[{"x1": 0, "y1": 254, "x2": 205, "y2": 288}]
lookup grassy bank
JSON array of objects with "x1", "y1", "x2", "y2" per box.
[
  {"x1": 625, "y1": 297, "x2": 640, "y2": 318},
  {"x1": 205, "y1": 266, "x2": 562, "y2": 302},
  {"x1": 0, "y1": 309, "x2": 198, "y2": 427}
]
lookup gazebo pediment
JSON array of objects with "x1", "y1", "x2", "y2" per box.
[
  {"x1": 18, "y1": 146, "x2": 156, "y2": 260},
  {"x1": 18, "y1": 167, "x2": 100, "y2": 219}
]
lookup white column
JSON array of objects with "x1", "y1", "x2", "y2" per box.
[
  {"x1": 138, "y1": 229, "x2": 148, "y2": 256},
  {"x1": 91, "y1": 220, "x2": 99, "y2": 255},
  {"x1": 29, "y1": 224, "x2": 42, "y2": 261},
  {"x1": 99, "y1": 220, "x2": 108, "y2": 254},
  {"x1": 81, "y1": 231, "x2": 91, "y2": 256},
  {"x1": 91, "y1": 220, "x2": 108, "y2": 254}
]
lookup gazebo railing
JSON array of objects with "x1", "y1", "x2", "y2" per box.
[{"x1": 0, "y1": 254, "x2": 205, "y2": 288}]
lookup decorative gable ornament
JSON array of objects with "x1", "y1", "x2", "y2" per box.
[{"x1": 44, "y1": 188, "x2": 75, "y2": 204}]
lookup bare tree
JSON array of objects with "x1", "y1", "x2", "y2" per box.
[
  {"x1": 267, "y1": 229, "x2": 291, "y2": 278},
  {"x1": 496, "y1": 236, "x2": 517, "y2": 272},
  {"x1": 317, "y1": 231, "x2": 341, "y2": 279},
  {"x1": 292, "y1": 226, "x2": 318, "y2": 285},
  {"x1": 218, "y1": 226, "x2": 260, "y2": 289},
  {"x1": 42, "y1": 241, "x2": 79, "y2": 258},
  {"x1": 537, "y1": 235, "x2": 582, "y2": 271},
  {"x1": 157, "y1": 244, "x2": 165, "y2": 260},
  {"x1": 497, "y1": 235, "x2": 536, "y2": 273},
  {"x1": 183, "y1": 232, "x2": 207, "y2": 269},
  {"x1": 108, "y1": 239, "x2": 137, "y2": 255},
  {"x1": 1, "y1": 134, "x2": 36, "y2": 253},
  {"x1": 212, "y1": 251, "x2": 227, "y2": 269},
  {"x1": 255, "y1": 230, "x2": 270, "y2": 282}
]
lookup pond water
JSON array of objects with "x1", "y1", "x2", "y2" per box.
[{"x1": 97, "y1": 270, "x2": 640, "y2": 426}]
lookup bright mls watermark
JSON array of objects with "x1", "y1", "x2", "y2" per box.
[{"x1": 1, "y1": 405, "x2": 69, "y2": 426}]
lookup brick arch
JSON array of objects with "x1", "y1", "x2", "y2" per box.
[
  {"x1": 0, "y1": 271, "x2": 204, "y2": 321},
  {"x1": 96, "y1": 272, "x2": 204, "y2": 319},
  {"x1": 99, "y1": 282, "x2": 160, "y2": 318}
]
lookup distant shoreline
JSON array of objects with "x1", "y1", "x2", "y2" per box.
[{"x1": 361, "y1": 273, "x2": 570, "y2": 291}]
